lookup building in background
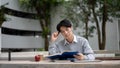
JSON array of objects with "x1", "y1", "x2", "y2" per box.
[
  {"x1": 0, "y1": 0, "x2": 119, "y2": 53},
  {"x1": 0, "y1": 0, "x2": 44, "y2": 52}
]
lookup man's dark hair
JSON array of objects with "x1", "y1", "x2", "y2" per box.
[{"x1": 56, "y1": 19, "x2": 72, "y2": 32}]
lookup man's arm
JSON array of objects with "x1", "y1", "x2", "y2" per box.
[
  {"x1": 49, "y1": 32, "x2": 60, "y2": 55},
  {"x1": 84, "y1": 53, "x2": 95, "y2": 60},
  {"x1": 49, "y1": 42, "x2": 59, "y2": 55},
  {"x1": 82, "y1": 39, "x2": 95, "y2": 60},
  {"x1": 74, "y1": 39, "x2": 95, "y2": 60}
]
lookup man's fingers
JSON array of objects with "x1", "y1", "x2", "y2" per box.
[
  {"x1": 53, "y1": 32, "x2": 59, "y2": 37},
  {"x1": 73, "y1": 53, "x2": 84, "y2": 60},
  {"x1": 73, "y1": 55, "x2": 80, "y2": 58}
]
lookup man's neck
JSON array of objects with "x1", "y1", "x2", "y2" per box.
[{"x1": 66, "y1": 34, "x2": 74, "y2": 43}]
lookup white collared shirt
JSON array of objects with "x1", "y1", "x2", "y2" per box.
[{"x1": 64, "y1": 35, "x2": 77, "y2": 45}]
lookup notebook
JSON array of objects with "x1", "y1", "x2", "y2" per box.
[{"x1": 47, "y1": 51, "x2": 79, "y2": 60}]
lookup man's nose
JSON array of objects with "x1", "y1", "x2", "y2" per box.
[{"x1": 64, "y1": 31, "x2": 68, "y2": 34}]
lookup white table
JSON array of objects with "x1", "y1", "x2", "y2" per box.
[{"x1": 0, "y1": 60, "x2": 120, "y2": 68}]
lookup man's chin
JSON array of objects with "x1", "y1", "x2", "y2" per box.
[{"x1": 65, "y1": 37, "x2": 70, "y2": 40}]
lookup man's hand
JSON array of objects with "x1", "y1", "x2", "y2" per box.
[
  {"x1": 73, "y1": 53, "x2": 85, "y2": 60},
  {"x1": 51, "y1": 32, "x2": 59, "y2": 42}
]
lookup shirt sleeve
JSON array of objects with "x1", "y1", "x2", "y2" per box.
[
  {"x1": 82, "y1": 39, "x2": 95, "y2": 60},
  {"x1": 48, "y1": 41, "x2": 60, "y2": 55}
]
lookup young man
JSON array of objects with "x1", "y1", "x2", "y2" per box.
[{"x1": 49, "y1": 19, "x2": 95, "y2": 60}]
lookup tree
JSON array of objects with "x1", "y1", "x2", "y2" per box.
[
  {"x1": 88, "y1": 0, "x2": 120, "y2": 50},
  {"x1": 64, "y1": 0, "x2": 120, "y2": 50},
  {"x1": 0, "y1": 4, "x2": 7, "y2": 27},
  {"x1": 63, "y1": 0, "x2": 96, "y2": 39},
  {"x1": 19, "y1": 0, "x2": 65, "y2": 51}
]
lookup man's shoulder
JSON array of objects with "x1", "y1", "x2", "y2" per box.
[
  {"x1": 75, "y1": 35, "x2": 88, "y2": 42},
  {"x1": 76, "y1": 35, "x2": 86, "y2": 39}
]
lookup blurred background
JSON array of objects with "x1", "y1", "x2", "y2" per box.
[{"x1": 0, "y1": 0, "x2": 120, "y2": 52}]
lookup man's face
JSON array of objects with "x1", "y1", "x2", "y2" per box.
[{"x1": 60, "y1": 26, "x2": 73, "y2": 39}]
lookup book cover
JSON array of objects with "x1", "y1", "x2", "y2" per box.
[{"x1": 47, "y1": 51, "x2": 79, "y2": 60}]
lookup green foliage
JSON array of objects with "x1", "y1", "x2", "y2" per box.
[
  {"x1": 63, "y1": 0, "x2": 120, "y2": 36},
  {"x1": 19, "y1": 0, "x2": 65, "y2": 10},
  {"x1": 63, "y1": 0, "x2": 95, "y2": 38},
  {"x1": 37, "y1": 48, "x2": 45, "y2": 51},
  {"x1": 19, "y1": 0, "x2": 65, "y2": 51},
  {"x1": 88, "y1": 26, "x2": 96, "y2": 36},
  {"x1": 106, "y1": 0, "x2": 120, "y2": 18},
  {"x1": 42, "y1": 27, "x2": 50, "y2": 38},
  {"x1": 89, "y1": 0, "x2": 120, "y2": 21},
  {"x1": 0, "y1": 7, "x2": 6, "y2": 24},
  {"x1": 0, "y1": 3, "x2": 8, "y2": 27}
]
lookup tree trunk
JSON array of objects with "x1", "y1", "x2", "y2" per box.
[
  {"x1": 91, "y1": 3, "x2": 102, "y2": 50},
  {"x1": 36, "y1": 7, "x2": 49, "y2": 51},
  {"x1": 82, "y1": 6, "x2": 89, "y2": 40},
  {"x1": 101, "y1": 0, "x2": 107, "y2": 50},
  {"x1": 44, "y1": 35, "x2": 49, "y2": 51},
  {"x1": 85, "y1": 15, "x2": 89, "y2": 40}
]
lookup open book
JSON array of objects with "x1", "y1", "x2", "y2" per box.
[{"x1": 46, "y1": 51, "x2": 79, "y2": 60}]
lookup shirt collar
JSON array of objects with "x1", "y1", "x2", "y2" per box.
[{"x1": 64, "y1": 35, "x2": 78, "y2": 45}]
